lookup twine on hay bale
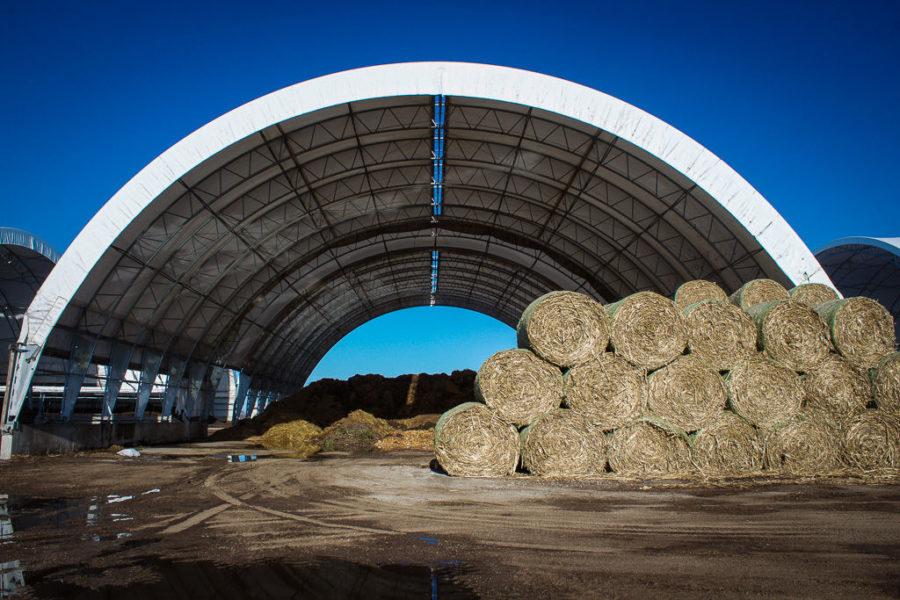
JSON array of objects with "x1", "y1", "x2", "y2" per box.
[
  {"x1": 764, "y1": 415, "x2": 843, "y2": 475},
  {"x1": 674, "y1": 280, "x2": 727, "y2": 312},
  {"x1": 434, "y1": 402, "x2": 519, "y2": 477},
  {"x1": 873, "y1": 352, "x2": 900, "y2": 415},
  {"x1": 683, "y1": 300, "x2": 757, "y2": 371},
  {"x1": 475, "y1": 349, "x2": 563, "y2": 426},
  {"x1": 646, "y1": 355, "x2": 726, "y2": 432},
  {"x1": 788, "y1": 283, "x2": 839, "y2": 308},
  {"x1": 843, "y1": 412, "x2": 900, "y2": 471},
  {"x1": 563, "y1": 353, "x2": 644, "y2": 431},
  {"x1": 729, "y1": 278, "x2": 789, "y2": 312},
  {"x1": 606, "y1": 291, "x2": 687, "y2": 370},
  {"x1": 607, "y1": 418, "x2": 692, "y2": 476},
  {"x1": 726, "y1": 356, "x2": 803, "y2": 431},
  {"x1": 516, "y1": 290, "x2": 610, "y2": 368},
  {"x1": 816, "y1": 297, "x2": 896, "y2": 368},
  {"x1": 519, "y1": 409, "x2": 607, "y2": 477},
  {"x1": 748, "y1": 300, "x2": 832, "y2": 371},
  {"x1": 802, "y1": 354, "x2": 870, "y2": 428},
  {"x1": 691, "y1": 412, "x2": 764, "y2": 476}
]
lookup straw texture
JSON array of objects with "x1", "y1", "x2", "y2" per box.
[
  {"x1": 729, "y1": 278, "x2": 789, "y2": 311},
  {"x1": 764, "y1": 415, "x2": 843, "y2": 475},
  {"x1": 434, "y1": 402, "x2": 519, "y2": 477},
  {"x1": 843, "y1": 412, "x2": 899, "y2": 470},
  {"x1": 788, "y1": 283, "x2": 839, "y2": 308},
  {"x1": 691, "y1": 412, "x2": 765, "y2": 476},
  {"x1": 563, "y1": 353, "x2": 644, "y2": 431},
  {"x1": 607, "y1": 418, "x2": 692, "y2": 476},
  {"x1": 726, "y1": 356, "x2": 803, "y2": 431},
  {"x1": 683, "y1": 300, "x2": 757, "y2": 371},
  {"x1": 802, "y1": 355, "x2": 870, "y2": 428},
  {"x1": 873, "y1": 352, "x2": 900, "y2": 415},
  {"x1": 674, "y1": 280, "x2": 727, "y2": 311},
  {"x1": 519, "y1": 409, "x2": 607, "y2": 477},
  {"x1": 646, "y1": 355, "x2": 727, "y2": 432},
  {"x1": 606, "y1": 291, "x2": 686, "y2": 369},
  {"x1": 475, "y1": 349, "x2": 563, "y2": 426},
  {"x1": 748, "y1": 300, "x2": 831, "y2": 371},
  {"x1": 517, "y1": 291, "x2": 611, "y2": 368},
  {"x1": 816, "y1": 297, "x2": 896, "y2": 368}
]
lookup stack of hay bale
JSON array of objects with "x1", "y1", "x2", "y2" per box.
[{"x1": 434, "y1": 281, "x2": 900, "y2": 479}]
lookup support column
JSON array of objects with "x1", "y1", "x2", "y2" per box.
[
  {"x1": 61, "y1": 335, "x2": 98, "y2": 419},
  {"x1": 232, "y1": 372, "x2": 252, "y2": 422},
  {"x1": 161, "y1": 356, "x2": 187, "y2": 419},
  {"x1": 134, "y1": 350, "x2": 163, "y2": 421},
  {"x1": 101, "y1": 341, "x2": 134, "y2": 419}
]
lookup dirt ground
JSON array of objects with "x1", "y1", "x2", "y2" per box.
[{"x1": 1, "y1": 443, "x2": 898, "y2": 599}]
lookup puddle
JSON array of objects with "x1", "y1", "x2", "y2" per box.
[{"x1": 20, "y1": 556, "x2": 477, "y2": 599}]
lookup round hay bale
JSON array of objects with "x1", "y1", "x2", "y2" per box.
[
  {"x1": 788, "y1": 283, "x2": 839, "y2": 308},
  {"x1": 873, "y1": 352, "x2": 900, "y2": 415},
  {"x1": 726, "y1": 357, "x2": 803, "y2": 431},
  {"x1": 433, "y1": 402, "x2": 519, "y2": 477},
  {"x1": 674, "y1": 280, "x2": 727, "y2": 311},
  {"x1": 563, "y1": 353, "x2": 644, "y2": 430},
  {"x1": 606, "y1": 291, "x2": 687, "y2": 370},
  {"x1": 843, "y1": 412, "x2": 900, "y2": 471},
  {"x1": 646, "y1": 356, "x2": 726, "y2": 432},
  {"x1": 475, "y1": 349, "x2": 563, "y2": 426},
  {"x1": 729, "y1": 278, "x2": 789, "y2": 312},
  {"x1": 764, "y1": 416, "x2": 843, "y2": 475},
  {"x1": 683, "y1": 300, "x2": 757, "y2": 371},
  {"x1": 520, "y1": 409, "x2": 607, "y2": 477},
  {"x1": 747, "y1": 300, "x2": 831, "y2": 371},
  {"x1": 607, "y1": 418, "x2": 692, "y2": 476},
  {"x1": 802, "y1": 355, "x2": 870, "y2": 428},
  {"x1": 816, "y1": 297, "x2": 896, "y2": 368},
  {"x1": 516, "y1": 291, "x2": 611, "y2": 368},
  {"x1": 691, "y1": 412, "x2": 764, "y2": 476}
]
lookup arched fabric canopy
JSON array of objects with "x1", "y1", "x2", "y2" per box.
[
  {"x1": 3, "y1": 62, "x2": 832, "y2": 426},
  {"x1": 816, "y1": 236, "x2": 900, "y2": 340},
  {"x1": 0, "y1": 227, "x2": 59, "y2": 385}
]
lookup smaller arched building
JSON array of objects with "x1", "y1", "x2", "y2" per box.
[{"x1": 816, "y1": 237, "x2": 900, "y2": 340}]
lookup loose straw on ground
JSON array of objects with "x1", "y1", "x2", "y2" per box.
[
  {"x1": 873, "y1": 352, "x2": 900, "y2": 415},
  {"x1": 843, "y1": 412, "x2": 899, "y2": 471},
  {"x1": 789, "y1": 283, "x2": 838, "y2": 308},
  {"x1": 646, "y1": 356, "x2": 726, "y2": 432},
  {"x1": 607, "y1": 418, "x2": 692, "y2": 476},
  {"x1": 434, "y1": 402, "x2": 519, "y2": 477},
  {"x1": 726, "y1": 356, "x2": 803, "y2": 431},
  {"x1": 802, "y1": 355, "x2": 870, "y2": 428},
  {"x1": 517, "y1": 290, "x2": 610, "y2": 368},
  {"x1": 475, "y1": 349, "x2": 563, "y2": 426},
  {"x1": 563, "y1": 353, "x2": 644, "y2": 431},
  {"x1": 674, "y1": 280, "x2": 727, "y2": 312},
  {"x1": 520, "y1": 409, "x2": 607, "y2": 477},
  {"x1": 683, "y1": 300, "x2": 757, "y2": 371},
  {"x1": 816, "y1": 297, "x2": 896, "y2": 368},
  {"x1": 748, "y1": 300, "x2": 831, "y2": 371},
  {"x1": 764, "y1": 415, "x2": 843, "y2": 475},
  {"x1": 691, "y1": 412, "x2": 764, "y2": 476},
  {"x1": 606, "y1": 291, "x2": 686, "y2": 370},
  {"x1": 730, "y1": 279, "x2": 789, "y2": 311}
]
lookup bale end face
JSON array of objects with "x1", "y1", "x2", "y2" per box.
[
  {"x1": 606, "y1": 291, "x2": 686, "y2": 370},
  {"x1": 726, "y1": 356, "x2": 804, "y2": 431},
  {"x1": 475, "y1": 349, "x2": 564, "y2": 426},
  {"x1": 683, "y1": 300, "x2": 757, "y2": 371},
  {"x1": 729, "y1": 279, "x2": 789, "y2": 312},
  {"x1": 802, "y1": 355, "x2": 870, "y2": 429},
  {"x1": 563, "y1": 353, "x2": 644, "y2": 431},
  {"x1": 843, "y1": 412, "x2": 900, "y2": 471},
  {"x1": 520, "y1": 409, "x2": 607, "y2": 477},
  {"x1": 873, "y1": 352, "x2": 900, "y2": 416},
  {"x1": 434, "y1": 402, "x2": 519, "y2": 477},
  {"x1": 607, "y1": 419, "x2": 692, "y2": 476},
  {"x1": 748, "y1": 300, "x2": 832, "y2": 372},
  {"x1": 788, "y1": 283, "x2": 839, "y2": 308},
  {"x1": 646, "y1": 355, "x2": 726, "y2": 432},
  {"x1": 691, "y1": 412, "x2": 764, "y2": 476},
  {"x1": 674, "y1": 280, "x2": 727, "y2": 311},
  {"x1": 764, "y1": 416, "x2": 843, "y2": 475},
  {"x1": 517, "y1": 290, "x2": 610, "y2": 368},
  {"x1": 816, "y1": 297, "x2": 896, "y2": 368}
]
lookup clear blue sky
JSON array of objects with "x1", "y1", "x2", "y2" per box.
[{"x1": 2, "y1": 1, "x2": 898, "y2": 380}]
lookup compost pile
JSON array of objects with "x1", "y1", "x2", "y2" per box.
[{"x1": 434, "y1": 284, "x2": 900, "y2": 479}]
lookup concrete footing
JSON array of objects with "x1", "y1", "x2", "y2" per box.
[{"x1": 5, "y1": 420, "x2": 207, "y2": 456}]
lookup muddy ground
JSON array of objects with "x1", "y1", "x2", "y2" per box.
[{"x1": 1, "y1": 443, "x2": 898, "y2": 599}]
